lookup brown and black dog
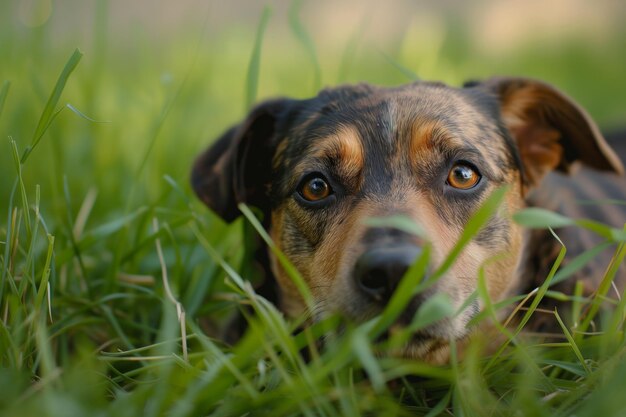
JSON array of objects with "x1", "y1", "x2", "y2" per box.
[{"x1": 192, "y1": 78, "x2": 626, "y2": 362}]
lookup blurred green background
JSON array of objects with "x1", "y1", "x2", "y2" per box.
[{"x1": 1, "y1": 0, "x2": 625, "y2": 221}]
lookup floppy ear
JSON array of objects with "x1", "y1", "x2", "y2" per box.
[
  {"x1": 191, "y1": 99, "x2": 293, "y2": 222},
  {"x1": 483, "y1": 77, "x2": 624, "y2": 186}
]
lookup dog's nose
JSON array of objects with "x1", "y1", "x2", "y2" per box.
[{"x1": 354, "y1": 246, "x2": 422, "y2": 302}]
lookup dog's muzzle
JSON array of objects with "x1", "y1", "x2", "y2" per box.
[{"x1": 353, "y1": 245, "x2": 423, "y2": 303}]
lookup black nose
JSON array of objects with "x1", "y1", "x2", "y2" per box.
[{"x1": 354, "y1": 246, "x2": 422, "y2": 302}]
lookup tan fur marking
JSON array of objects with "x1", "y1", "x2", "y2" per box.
[
  {"x1": 272, "y1": 139, "x2": 289, "y2": 170},
  {"x1": 495, "y1": 79, "x2": 624, "y2": 183},
  {"x1": 499, "y1": 86, "x2": 565, "y2": 185},
  {"x1": 311, "y1": 126, "x2": 364, "y2": 179},
  {"x1": 410, "y1": 119, "x2": 454, "y2": 166},
  {"x1": 338, "y1": 126, "x2": 364, "y2": 176},
  {"x1": 311, "y1": 204, "x2": 360, "y2": 294},
  {"x1": 270, "y1": 208, "x2": 307, "y2": 317}
]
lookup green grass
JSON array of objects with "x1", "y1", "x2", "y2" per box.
[{"x1": 1, "y1": 2, "x2": 626, "y2": 416}]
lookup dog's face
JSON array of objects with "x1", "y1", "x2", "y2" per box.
[{"x1": 192, "y1": 78, "x2": 623, "y2": 360}]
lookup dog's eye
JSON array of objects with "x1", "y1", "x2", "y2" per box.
[
  {"x1": 299, "y1": 176, "x2": 331, "y2": 202},
  {"x1": 447, "y1": 163, "x2": 481, "y2": 189}
]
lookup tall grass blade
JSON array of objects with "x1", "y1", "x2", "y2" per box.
[
  {"x1": 289, "y1": 0, "x2": 322, "y2": 92},
  {"x1": 189, "y1": 221, "x2": 248, "y2": 292},
  {"x1": 62, "y1": 176, "x2": 88, "y2": 290},
  {"x1": 424, "y1": 389, "x2": 452, "y2": 417},
  {"x1": 34, "y1": 235, "x2": 55, "y2": 313},
  {"x1": 435, "y1": 186, "x2": 507, "y2": 278},
  {"x1": 337, "y1": 19, "x2": 368, "y2": 83},
  {"x1": 65, "y1": 103, "x2": 110, "y2": 123},
  {"x1": 23, "y1": 48, "x2": 83, "y2": 163},
  {"x1": 578, "y1": 235, "x2": 626, "y2": 336},
  {"x1": 553, "y1": 309, "x2": 591, "y2": 375},
  {"x1": 352, "y1": 331, "x2": 385, "y2": 392},
  {"x1": 34, "y1": 315, "x2": 56, "y2": 378},
  {"x1": 485, "y1": 228, "x2": 567, "y2": 371},
  {"x1": 238, "y1": 203, "x2": 313, "y2": 309},
  {"x1": 552, "y1": 242, "x2": 613, "y2": 285},
  {"x1": 513, "y1": 207, "x2": 574, "y2": 229},
  {"x1": 153, "y1": 218, "x2": 188, "y2": 362},
  {"x1": 379, "y1": 50, "x2": 419, "y2": 81},
  {"x1": 372, "y1": 246, "x2": 430, "y2": 335},
  {"x1": 515, "y1": 208, "x2": 625, "y2": 242},
  {"x1": 245, "y1": 6, "x2": 271, "y2": 110},
  {"x1": 0, "y1": 182, "x2": 18, "y2": 303},
  {"x1": 10, "y1": 140, "x2": 31, "y2": 239},
  {"x1": 362, "y1": 214, "x2": 425, "y2": 238},
  {"x1": 0, "y1": 80, "x2": 10, "y2": 120}
]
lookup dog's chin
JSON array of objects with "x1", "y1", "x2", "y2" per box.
[
  {"x1": 395, "y1": 338, "x2": 452, "y2": 364},
  {"x1": 318, "y1": 301, "x2": 466, "y2": 364},
  {"x1": 378, "y1": 325, "x2": 456, "y2": 363}
]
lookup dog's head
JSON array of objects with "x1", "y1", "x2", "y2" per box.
[{"x1": 192, "y1": 78, "x2": 623, "y2": 360}]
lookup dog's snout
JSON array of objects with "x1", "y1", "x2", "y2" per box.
[{"x1": 354, "y1": 246, "x2": 422, "y2": 302}]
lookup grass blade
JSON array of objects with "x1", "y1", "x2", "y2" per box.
[
  {"x1": 34, "y1": 235, "x2": 55, "y2": 312},
  {"x1": 362, "y1": 214, "x2": 425, "y2": 238},
  {"x1": 288, "y1": 0, "x2": 322, "y2": 92},
  {"x1": 238, "y1": 203, "x2": 313, "y2": 310},
  {"x1": 245, "y1": 6, "x2": 271, "y2": 110},
  {"x1": 553, "y1": 309, "x2": 591, "y2": 375},
  {"x1": 0, "y1": 80, "x2": 10, "y2": 120},
  {"x1": 435, "y1": 186, "x2": 508, "y2": 278},
  {"x1": 23, "y1": 48, "x2": 83, "y2": 163},
  {"x1": 0, "y1": 181, "x2": 18, "y2": 303},
  {"x1": 379, "y1": 50, "x2": 419, "y2": 81},
  {"x1": 372, "y1": 246, "x2": 430, "y2": 336},
  {"x1": 10, "y1": 140, "x2": 31, "y2": 239},
  {"x1": 513, "y1": 207, "x2": 574, "y2": 229},
  {"x1": 65, "y1": 103, "x2": 110, "y2": 123},
  {"x1": 579, "y1": 234, "x2": 626, "y2": 336},
  {"x1": 352, "y1": 331, "x2": 385, "y2": 392},
  {"x1": 485, "y1": 228, "x2": 567, "y2": 371},
  {"x1": 515, "y1": 208, "x2": 625, "y2": 243},
  {"x1": 551, "y1": 241, "x2": 613, "y2": 285},
  {"x1": 337, "y1": 18, "x2": 368, "y2": 83}
]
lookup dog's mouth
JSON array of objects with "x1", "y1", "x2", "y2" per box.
[
  {"x1": 310, "y1": 287, "x2": 468, "y2": 362},
  {"x1": 366, "y1": 295, "x2": 474, "y2": 361},
  {"x1": 375, "y1": 324, "x2": 453, "y2": 362}
]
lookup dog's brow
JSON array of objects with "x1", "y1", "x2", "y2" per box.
[
  {"x1": 407, "y1": 117, "x2": 503, "y2": 179},
  {"x1": 308, "y1": 126, "x2": 364, "y2": 178},
  {"x1": 410, "y1": 120, "x2": 464, "y2": 159}
]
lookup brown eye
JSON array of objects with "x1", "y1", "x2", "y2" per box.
[
  {"x1": 299, "y1": 176, "x2": 331, "y2": 202},
  {"x1": 447, "y1": 163, "x2": 481, "y2": 189}
]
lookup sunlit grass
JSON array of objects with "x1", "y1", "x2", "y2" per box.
[{"x1": 1, "y1": 3, "x2": 626, "y2": 416}]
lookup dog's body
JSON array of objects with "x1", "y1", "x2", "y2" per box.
[
  {"x1": 192, "y1": 78, "x2": 625, "y2": 361},
  {"x1": 521, "y1": 151, "x2": 626, "y2": 332}
]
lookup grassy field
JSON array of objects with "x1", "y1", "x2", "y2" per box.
[{"x1": 1, "y1": 2, "x2": 626, "y2": 416}]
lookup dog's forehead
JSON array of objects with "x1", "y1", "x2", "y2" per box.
[{"x1": 277, "y1": 82, "x2": 504, "y2": 164}]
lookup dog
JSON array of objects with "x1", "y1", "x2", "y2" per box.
[{"x1": 191, "y1": 77, "x2": 625, "y2": 362}]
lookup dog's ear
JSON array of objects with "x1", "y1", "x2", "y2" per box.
[
  {"x1": 482, "y1": 77, "x2": 624, "y2": 185},
  {"x1": 191, "y1": 99, "x2": 293, "y2": 222}
]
